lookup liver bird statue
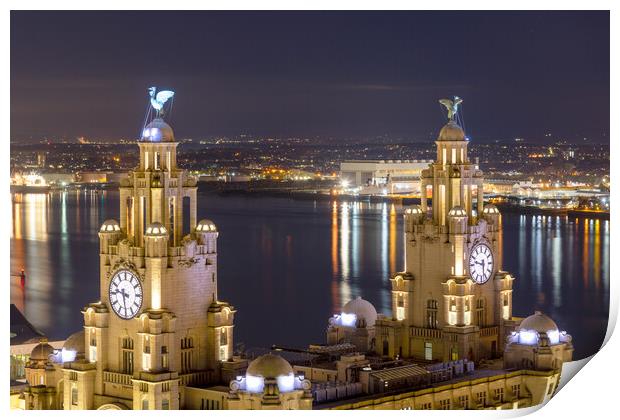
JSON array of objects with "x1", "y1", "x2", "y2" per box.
[
  {"x1": 439, "y1": 96, "x2": 463, "y2": 122},
  {"x1": 148, "y1": 87, "x2": 175, "y2": 117}
]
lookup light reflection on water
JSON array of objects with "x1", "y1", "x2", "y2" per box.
[{"x1": 10, "y1": 191, "x2": 609, "y2": 360}]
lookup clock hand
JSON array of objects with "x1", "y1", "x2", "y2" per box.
[{"x1": 121, "y1": 288, "x2": 127, "y2": 310}]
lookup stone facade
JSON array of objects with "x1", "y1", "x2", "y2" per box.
[{"x1": 374, "y1": 119, "x2": 514, "y2": 363}]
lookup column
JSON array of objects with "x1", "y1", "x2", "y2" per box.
[
  {"x1": 189, "y1": 189, "x2": 197, "y2": 230},
  {"x1": 420, "y1": 180, "x2": 427, "y2": 213},
  {"x1": 477, "y1": 181, "x2": 484, "y2": 215}
]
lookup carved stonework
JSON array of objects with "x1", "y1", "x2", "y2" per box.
[
  {"x1": 178, "y1": 257, "x2": 199, "y2": 268},
  {"x1": 110, "y1": 258, "x2": 140, "y2": 276},
  {"x1": 420, "y1": 235, "x2": 440, "y2": 243}
]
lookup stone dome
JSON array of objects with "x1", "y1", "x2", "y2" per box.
[
  {"x1": 483, "y1": 204, "x2": 500, "y2": 214},
  {"x1": 405, "y1": 205, "x2": 423, "y2": 215},
  {"x1": 438, "y1": 121, "x2": 466, "y2": 141},
  {"x1": 61, "y1": 330, "x2": 85, "y2": 362},
  {"x1": 519, "y1": 311, "x2": 559, "y2": 333},
  {"x1": 63, "y1": 330, "x2": 85, "y2": 354},
  {"x1": 145, "y1": 222, "x2": 168, "y2": 236},
  {"x1": 196, "y1": 219, "x2": 217, "y2": 232},
  {"x1": 30, "y1": 338, "x2": 55, "y2": 361},
  {"x1": 246, "y1": 353, "x2": 294, "y2": 379},
  {"x1": 448, "y1": 206, "x2": 467, "y2": 218},
  {"x1": 512, "y1": 311, "x2": 562, "y2": 346},
  {"x1": 141, "y1": 118, "x2": 175, "y2": 142},
  {"x1": 100, "y1": 219, "x2": 121, "y2": 232},
  {"x1": 342, "y1": 297, "x2": 378, "y2": 327}
]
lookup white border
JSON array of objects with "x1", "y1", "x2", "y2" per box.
[{"x1": 1, "y1": 3, "x2": 615, "y2": 419}]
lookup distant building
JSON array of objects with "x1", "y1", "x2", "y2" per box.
[
  {"x1": 340, "y1": 160, "x2": 431, "y2": 194},
  {"x1": 37, "y1": 152, "x2": 46, "y2": 168}
]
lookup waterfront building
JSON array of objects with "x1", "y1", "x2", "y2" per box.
[
  {"x1": 20, "y1": 95, "x2": 573, "y2": 410},
  {"x1": 22, "y1": 95, "x2": 247, "y2": 410},
  {"x1": 314, "y1": 98, "x2": 573, "y2": 409},
  {"x1": 340, "y1": 159, "x2": 431, "y2": 194}
]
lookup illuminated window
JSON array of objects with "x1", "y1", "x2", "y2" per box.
[
  {"x1": 464, "y1": 298, "x2": 471, "y2": 325},
  {"x1": 451, "y1": 347, "x2": 458, "y2": 361},
  {"x1": 451, "y1": 148, "x2": 456, "y2": 164},
  {"x1": 154, "y1": 152, "x2": 160, "y2": 170},
  {"x1": 424, "y1": 342, "x2": 433, "y2": 361},
  {"x1": 89, "y1": 346, "x2": 97, "y2": 363},
  {"x1": 71, "y1": 384, "x2": 78, "y2": 405},
  {"x1": 161, "y1": 346, "x2": 168, "y2": 370},
  {"x1": 219, "y1": 329, "x2": 228, "y2": 361},
  {"x1": 396, "y1": 294, "x2": 405, "y2": 321},
  {"x1": 448, "y1": 297, "x2": 457, "y2": 325}
]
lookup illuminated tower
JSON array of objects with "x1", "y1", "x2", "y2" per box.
[
  {"x1": 61, "y1": 90, "x2": 236, "y2": 410},
  {"x1": 378, "y1": 97, "x2": 515, "y2": 362}
]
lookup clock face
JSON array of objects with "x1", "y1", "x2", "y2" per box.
[
  {"x1": 108, "y1": 270, "x2": 143, "y2": 319},
  {"x1": 469, "y1": 243, "x2": 494, "y2": 284}
]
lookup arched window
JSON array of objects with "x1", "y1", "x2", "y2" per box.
[{"x1": 426, "y1": 300, "x2": 438, "y2": 329}]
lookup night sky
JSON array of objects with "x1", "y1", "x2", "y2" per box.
[{"x1": 11, "y1": 11, "x2": 609, "y2": 143}]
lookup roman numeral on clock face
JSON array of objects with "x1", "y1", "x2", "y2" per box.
[{"x1": 109, "y1": 269, "x2": 143, "y2": 319}]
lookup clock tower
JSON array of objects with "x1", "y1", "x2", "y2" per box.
[
  {"x1": 61, "y1": 90, "x2": 237, "y2": 410},
  {"x1": 376, "y1": 97, "x2": 515, "y2": 363}
]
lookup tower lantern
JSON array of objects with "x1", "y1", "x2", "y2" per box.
[{"x1": 375, "y1": 96, "x2": 517, "y2": 363}]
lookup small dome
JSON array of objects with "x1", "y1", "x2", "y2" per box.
[
  {"x1": 519, "y1": 311, "x2": 559, "y2": 333},
  {"x1": 483, "y1": 204, "x2": 500, "y2": 214},
  {"x1": 30, "y1": 338, "x2": 55, "y2": 361},
  {"x1": 405, "y1": 205, "x2": 423, "y2": 215},
  {"x1": 247, "y1": 353, "x2": 294, "y2": 379},
  {"x1": 342, "y1": 297, "x2": 378, "y2": 327},
  {"x1": 513, "y1": 311, "x2": 562, "y2": 346},
  {"x1": 61, "y1": 330, "x2": 85, "y2": 362},
  {"x1": 196, "y1": 219, "x2": 217, "y2": 232},
  {"x1": 145, "y1": 222, "x2": 168, "y2": 236},
  {"x1": 63, "y1": 330, "x2": 85, "y2": 354},
  {"x1": 141, "y1": 118, "x2": 175, "y2": 142},
  {"x1": 100, "y1": 219, "x2": 121, "y2": 232},
  {"x1": 438, "y1": 121, "x2": 466, "y2": 141},
  {"x1": 448, "y1": 206, "x2": 467, "y2": 218},
  {"x1": 244, "y1": 353, "x2": 297, "y2": 394}
]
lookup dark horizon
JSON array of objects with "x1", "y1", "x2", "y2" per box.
[{"x1": 11, "y1": 11, "x2": 609, "y2": 143}]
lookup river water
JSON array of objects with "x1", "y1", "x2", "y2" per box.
[{"x1": 10, "y1": 190, "x2": 609, "y2": 360}]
